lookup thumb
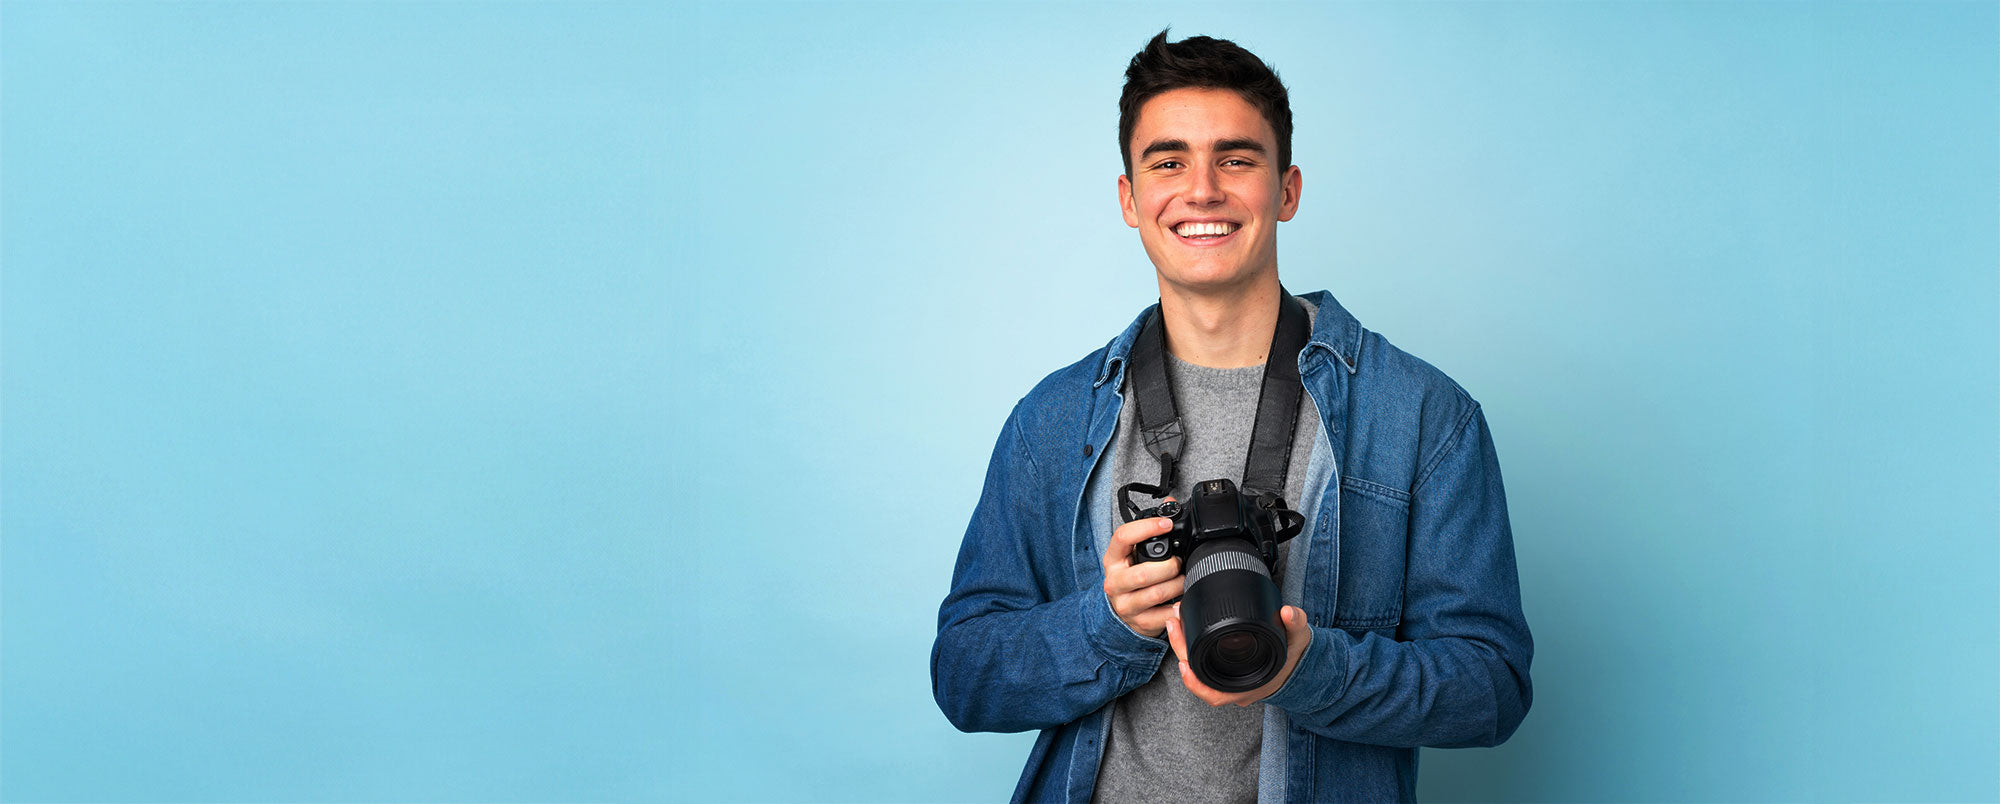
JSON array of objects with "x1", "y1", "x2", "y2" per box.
[{"x1": 1282, "y1": 605, "x2": 1311, "y2": 637}]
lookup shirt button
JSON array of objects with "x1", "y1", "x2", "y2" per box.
[{"x1": 1083, "y1": 444, "x2": 1094, "y2": 457}]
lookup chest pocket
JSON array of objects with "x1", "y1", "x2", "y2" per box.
[{"x1": 1334, "y1": 476, "x2": 1409, "y2": 630}]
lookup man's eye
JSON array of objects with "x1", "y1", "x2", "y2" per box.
[
  {"x1": 1224, "y1": 158, "x2": 1253, "y2": 167},
  {"x1": 1154, "y1": 160, "x2": 1183, "y2": 170}
]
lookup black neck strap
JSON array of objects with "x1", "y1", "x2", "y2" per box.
[{"x1": 1127, "y1": 290, "x2": 1310, "y2": 499}]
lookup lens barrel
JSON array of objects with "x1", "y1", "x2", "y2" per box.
[{"x1": 1179, "y1": 538, "x2": 1286, "y2": 693}]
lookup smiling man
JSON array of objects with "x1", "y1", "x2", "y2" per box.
[{"x1": 932, "y1": 32, "x2": 1533, "y2": 803}]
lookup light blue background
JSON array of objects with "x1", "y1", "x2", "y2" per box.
[{"x1": 4, "y1": 1, "x2": 1995, "y2": 801}]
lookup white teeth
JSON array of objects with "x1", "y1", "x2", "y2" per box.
[{"x1": 1175, "y1": 221, "x2": 1238, "y2": 237}]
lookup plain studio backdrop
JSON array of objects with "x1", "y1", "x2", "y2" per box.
[{"x1": 3, "y1": 2, "x2": 1995, "y2": 801}]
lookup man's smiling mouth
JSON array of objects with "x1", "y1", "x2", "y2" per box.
[{"x1": 1173, "y1": 221, "x2": 1241, "y2": 241}]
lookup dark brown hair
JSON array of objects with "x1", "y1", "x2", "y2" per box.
[{"x1": 1118, "y1": 30, "x2": 1294, "y2": 177}]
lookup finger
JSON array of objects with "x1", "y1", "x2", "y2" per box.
[
  {"x1": 1165, "y1": 610, "x2": 1188, "y2": 658},
  {"x1": 1128, "y1": 603, "x2": 1176, "y2": 636},
  {"x1": 1114, "y1": 578, "x2": 1179, "y2": 619},
  {"x1": 1111, "y1": 515, "x2": 1174, "y2": 551},
  {"x1": 1115, "y1": 574, "x2": 1182, "y2": 618},
  {"x1": 1112, "y1": 500, "x2": 1168, "y2": 544},
  {"x1": 1110, "y1": 497, "x2": 1177, "y2": 569},
  {"x1": 1116, "y1": 597, "x2": 1177, "y2": 635},
  {"x1": 1103, "y1": 516, "x2": 1174, "y2": 569},
  {"x1": 1108, "y1": 557, "x2": 1179, "y2": 600},
  {"x1": 1117, "y1": 556, "x2": 1181, "y2": 593},
  {"x1": 1108, "y1": 564, "x2": 1159, "y2": 601},
  {"x1": 1178, "y1": 659, "x2": 1227, "y2": 706},
  {"x1": 1111, "y1": 584, "x2": 1159, "y2": 618},
  {"x1": 1282, "y1": 605, "x2": 1311, "y2": 640},
  {"x1": 1148, "y1": 575, "x2": 1184, "y2": 607},
  {"x1": 1111, "y1": 514, "x2": 1172, "y2": 548},
  {"x1": 1108, "y1": 590, "x2": 1139, "y2": 619},
  {"x1": 1126, "y1": 615, "x2": 1168, "y2": 638}
]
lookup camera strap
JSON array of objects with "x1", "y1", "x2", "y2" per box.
[{"x1": 1127, "y1": 289, "x2": 1310, "y2": 499}]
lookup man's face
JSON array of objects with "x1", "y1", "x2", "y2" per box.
[{"x1": 1119, "y1": 88, "x2": 1301, "y2": 295}]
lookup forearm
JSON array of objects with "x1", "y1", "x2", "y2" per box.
[
  {"x1": 932, "y1": 403, "x2": 1179, "y2": 733},
  {"x1": 1265, "y1": 404, "x2": 1533, "y2": 747},
  {"x1": 931, "y1": 585, "x2": 1167, "y2": 733},
  {"x1": 1264, "y1": 626, "x2": 1531, "y2": 748}
]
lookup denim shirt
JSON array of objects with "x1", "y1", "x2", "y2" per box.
[{"x1": 931, "y1": 291, "x2": 1533, "y2": 803}]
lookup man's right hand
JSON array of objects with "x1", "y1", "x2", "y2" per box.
[{"x1": 1102, "y1": 510, "x2": 1184, "y2": 638}]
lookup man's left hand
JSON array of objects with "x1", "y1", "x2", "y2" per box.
[{"x1": 1165, "y1": 603, "x2": 1313, "y2": 706}]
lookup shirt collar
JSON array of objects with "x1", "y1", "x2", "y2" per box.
[{"x1": 1094, "y1": 288, "x2": 1362, "y2": 389}]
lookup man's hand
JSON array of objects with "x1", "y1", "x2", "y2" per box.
[
  {"x1": 1101, "y1": 511, "x2": 1183, "y2": 637},
  {"x1": 1165, "y1": 603, "x2": 1313, "y2": 706}
]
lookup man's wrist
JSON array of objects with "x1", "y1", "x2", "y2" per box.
[
  {"x1": 1084, "y1": 585, "x2": 1169, "y2": 666},
  {"x1": 1262, "y1": 624, "x2": 1345, "y2": 714}
]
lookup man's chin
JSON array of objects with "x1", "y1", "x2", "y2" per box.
[{"x1": 1155, "y1": 265, "x2": 1278, "y2": 296}]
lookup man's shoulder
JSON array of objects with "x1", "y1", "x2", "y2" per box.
[
  {"x1": 1007, "y1": 342, "x2": 1115, "y2": 445},
  {"x1": 1002, "y1": 306, "x2": 1151, "y2": 441},
  {"x1": 1303, "y1": 289, "x2": 1479, "y2": 420},
  {"x1": 1346, "y1": 325, "x2": 1489, "y2": 487},
  {"x1": 1354, "y1": 327, "x2": 1479, "y2": 415}
]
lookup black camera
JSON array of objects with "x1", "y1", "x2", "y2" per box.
[{"x1": 1121, "y1": 477, "x2": 1306, "y2": 692}]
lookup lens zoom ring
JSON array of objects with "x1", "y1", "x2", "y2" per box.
[
  {"x1": 1184, "y1": 546, "x2": 1270, "y2": 589},
  {"x1": 1198, "y1": 595, "x2": 1265, "y2": 630}
]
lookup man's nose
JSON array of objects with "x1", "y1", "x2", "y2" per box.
[{"x1": 1187, "y1": 163, "x2": 1223, "y2": 205}]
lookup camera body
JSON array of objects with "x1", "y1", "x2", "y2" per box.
[
  {"x1": 1129, "y1": 478, "x2": 1301, "y2": 570},
  {"x1": 1121, "y1": 477, "x2": 1306, "y2": 693}
]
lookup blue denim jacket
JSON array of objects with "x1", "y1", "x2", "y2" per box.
[{"x1": 931, "y1": 290, "x2": 1532, "y2": 803}]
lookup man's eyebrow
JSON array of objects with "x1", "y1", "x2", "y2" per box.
[
  {"x1": 1214, "y1": 138, "x2": 1267, "y2": 155},
  {"x1": 1139, "y1": 139, "x2": 1190, "y2": 160},
  {"x1": 1138, "y1": 137, "x2": 1269, "y2": 162}
]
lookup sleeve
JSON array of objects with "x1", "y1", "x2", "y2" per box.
[
  {"x1": 930, "y1": 407, "x2": 1171, "y2": 734},
  {"x1": 1262, "y1": 405, "x2": 1535, "y2": 748}
]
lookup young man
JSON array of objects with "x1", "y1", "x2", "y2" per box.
[{"x1": 932, "y1": 32, "x2": 1533, "y2": 803}]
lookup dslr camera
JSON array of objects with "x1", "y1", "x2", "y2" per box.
[{"x1": 1121, "y1": 477, "x2": 1306, "y2": 692}]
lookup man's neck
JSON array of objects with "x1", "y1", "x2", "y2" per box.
[{"x1": 1156, "y1": 273, "x2": 1285, "y2": 369}]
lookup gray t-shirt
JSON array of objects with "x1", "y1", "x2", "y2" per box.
[{"x1": 1092, "y1": 300, "x2": 1320, "y2": 803}]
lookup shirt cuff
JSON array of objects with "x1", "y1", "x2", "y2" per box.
[
  {"x1": 1081, "y1": 585, "x2": 1169, "y2": 671},
  {"x1": 1263, "y1": 625, "x2": 1349, "y2": 716}
]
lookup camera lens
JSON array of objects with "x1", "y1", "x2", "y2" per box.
[
  {"x1": 1180, "y1": 538, "x2": 1286, "y2": 693},
  {"x1": 1216, "y1": 632, "x2": 1258, "y2": 664}
]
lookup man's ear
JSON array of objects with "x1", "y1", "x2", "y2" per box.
[
  {"x1": 1118, "y1": 173, "x2": 1140, "y2": 228},
  {"x1": 1277, "y1": 165, "x2": 1302, "y2": 222}
]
